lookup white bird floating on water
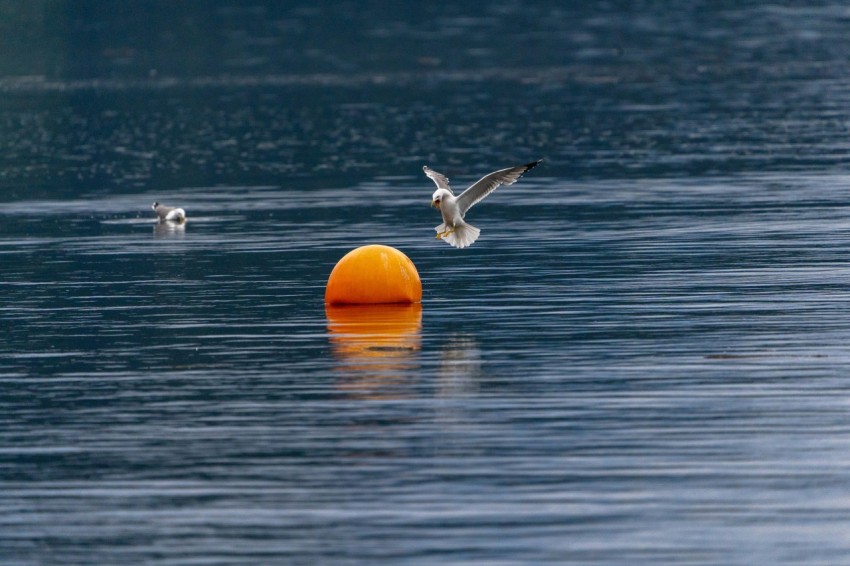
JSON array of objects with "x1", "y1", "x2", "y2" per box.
[
  {"x1": 152, "y1": 202, "x2": 186, "y2": 223},
  {"x1": 425, "y1": 160, "x2": 542, "y2": 248}
]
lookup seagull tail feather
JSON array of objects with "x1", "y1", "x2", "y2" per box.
[
  {"x1": 166, "y1": 208, "x2": 187, "y2": 222},
  {"x1": 444, "y1": 222, "x2": 480, "y2": 249}
]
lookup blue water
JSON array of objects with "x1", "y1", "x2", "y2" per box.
[{"x1": 4, "y1": 2, "x2": 850, "y2": 564}]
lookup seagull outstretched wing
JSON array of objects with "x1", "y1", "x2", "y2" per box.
[
  {"x1": 456, "y1": 160, "x2": 541, "y2": 215},
  {"x1": 423, "y1": 166, "x2": 453, "y2": 195}
]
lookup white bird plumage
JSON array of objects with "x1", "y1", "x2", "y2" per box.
[
  {"x1": 425, "y1": 160, "x2": 542, "y2": 248},
  {"x1": 152, "y1": 202, "x2": 186, "y2": 223}
]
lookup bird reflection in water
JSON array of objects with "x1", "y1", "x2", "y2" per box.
[
  {"x1": 154, "y1": 220, "x2": 186, "y2": 239},
  {"x1": 325, "y1": 303, "x2": 422, "y2": 399},
  {"x1": 437, "y1": 334, "x2": 481, "y2": 398}
]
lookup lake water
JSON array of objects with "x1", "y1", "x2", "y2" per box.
[{"x1": 4, "y1": 2, "x2": 850, "y2": 564}]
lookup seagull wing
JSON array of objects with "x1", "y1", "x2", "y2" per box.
[
  {"x1": 154, "y1": 204, "x2": 174, "y2": 219},
  {"x1": 423, "y1": 166, "x2": 453, "y2": 195},
  {"x1": 456, "y1": 160, "x2": 542, "y2": 215}
]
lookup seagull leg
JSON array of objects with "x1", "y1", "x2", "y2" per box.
[{"x1": 436, "y1": 228, "x2": 455, "y2": 239}]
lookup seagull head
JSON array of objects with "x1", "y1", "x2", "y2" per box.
[
  {"x1": 152, "y1": 202, "x2": 159, "y2": 210},
  {"x1": 431, "y1": 188, "x2": 451, "y2": 209}
]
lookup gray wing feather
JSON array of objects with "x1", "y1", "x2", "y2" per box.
[
  {"x1": 154, "y1": 204, "x2": 174, "y2": 219},
  {"x1": 456, "y1": 160, "x2": 541, "y2": 215},
  {"x1": 423, "y1": 166, "x2": 453, "y2": 195}
]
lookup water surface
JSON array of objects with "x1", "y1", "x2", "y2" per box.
[{"x1": 3, "y1": 2, "x2": 850, "y2": 564}]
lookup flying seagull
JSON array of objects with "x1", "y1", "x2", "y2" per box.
[
  {"x1": 425, "y1": 160, "x2": 542, "y2": 248},
  {"x1": 152, "y1": 202, "x2": 186, "y2": 223}
]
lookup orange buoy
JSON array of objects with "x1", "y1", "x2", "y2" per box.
[{"x1": 325, "y1": 245, "x2": 422, "y2": 305}]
